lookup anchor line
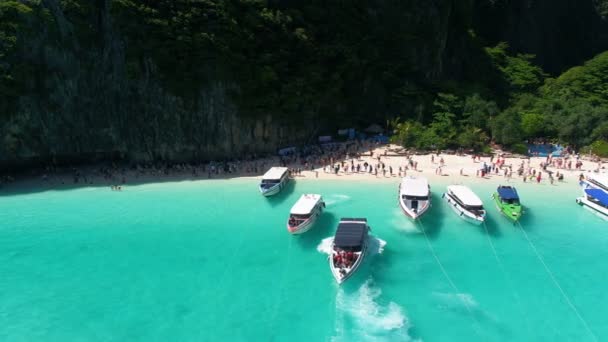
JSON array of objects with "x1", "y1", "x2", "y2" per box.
[
  {"x1": 481, "y1": 222, "x2": 532, "y2": 335},
  {"x1": 416, "y1": 219, "x2": 483, "y2": 335},
  {"x1": 516, "y1": 221, "x2": 597, "y2": 342}
]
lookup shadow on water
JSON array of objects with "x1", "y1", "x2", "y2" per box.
[
  {"x1": 416, "y1": 192, "x2": 445, "y2": 240},
  {"x1": 265, "y1": 180, "x2": 295, "y2": 207},
  {"x1": 518, "y1": 206, "x2": 535, "y2": 230},
  {"x1": 480, "y1": 215, "x2": 502, "y2": 237},
  {"x1": 295, "y1": 211, "x2": 338, "y2": 249}
]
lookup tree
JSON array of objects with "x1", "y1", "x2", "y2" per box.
[
  {"x1": 461, "y1": 94, "x2": 499, "y2": 131},
  {"x1": 520, "y1": 112, "x2": 545, "y2": 138}
]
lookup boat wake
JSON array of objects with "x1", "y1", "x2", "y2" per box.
[
  {"x1": 391, "y1": 209, "x2": 421, "y2": 234},
  {"x1": 317, "y1": 236, "x2": 386, "y2": 256},
  {"x1": 432, "y1": 291, "x2": 500, "y2": 325},
  {"x1": 433, "y1": 291, "x2": 479, "y2": 312},
  {"x1": 332, "y1": 279, "x2": 417, "y2": 342},
  {"x1": 324, "y1": 194, "x2": 351, "y2": 207}
]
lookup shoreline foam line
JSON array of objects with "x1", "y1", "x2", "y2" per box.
[
  {"x1": 481, "y1": 222, "x2": 534, "y2": 336},
  {"x1": 516, "y1": 222, "x2": 598, "y2": 342},
  {"x1": 416, "y1": 219, "x2": 483, "y2": 336}
]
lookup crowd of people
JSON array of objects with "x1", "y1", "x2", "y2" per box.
[{"x1": 0, "y1": 139, "x2": 605, "y2": 190}]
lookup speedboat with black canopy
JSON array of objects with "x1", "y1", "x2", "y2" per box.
[
  {"x1": 577, "y1": 188, "x2": 608, "y2": 217},
  {"x1": 442, "y1": 185, "x2": 486, "y2": 225},
  {"x1": 398, "y1": 177, "x2": 431, "y2": 219},
  {"x1": 493, "y1": 185, "x2": 523, "y2": 222},
  {"x1": 259, "y1": 167, "x2": 289, "y2": 196},
  {"x1": 329, "y1": 218, "x2": 370, "y2": 284}
]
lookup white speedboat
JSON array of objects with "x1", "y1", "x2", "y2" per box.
[
  {"x1": 329, "y1": 218, "x2": 370, "y2": 284},
  {"x1": 287, "y1": 194, "x2": 325, "y2": 234},
  {"x1": 442, "y1": 185, "x2": 486, "y2": 225},
  {"x1": 576, "y1": 188, "x2": 608, "y2": 217},
  {"x1": 259, "y1": 167, "x2": 289, "y2": 196},
  {"x1": 398, "y1": 177, "x2": 431, "y2": 219},
  {"x1": 580, "y1": 173, "x2": 608, "y2": 192}
]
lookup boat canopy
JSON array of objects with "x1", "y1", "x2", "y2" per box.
[
  {"x1": 401, "y1": 177, "x2": 429, "y2": 197},
  {"x1": 497, "y1": 186, "x2": 519, "y2": 200},
  {"x1": 290, "y1": 194, "x2": 322, "y2": 215},
  {"x1": 585, "y1": 189, "x2": 608, "y2": 206},
  {"x1": 262, "y1": 167, "x2": 288, "y2": 180},
  {"x1": 447, "y1": 185, "x2": 483, "y2": 206},
  {"x1": 334, "y1": 218, "x2": 368, "y2": 248},
  {"x1": 585, "y1": 173, "x2": 608, "y2": 190}
]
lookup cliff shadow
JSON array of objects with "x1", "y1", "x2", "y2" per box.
[{"x1": 0, "y1": 165, "x2": 268, "y2": 196}]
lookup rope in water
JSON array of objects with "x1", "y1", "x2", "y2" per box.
[
  {"x1": 416, "y1": 219, "x2": 483, "y2": 335},
  {"x1": 481, "y1": 221, "x2": 532, "y2": 335},
  {"x1": 516, "y1": 221, "x2": 598, "y2": 342}
]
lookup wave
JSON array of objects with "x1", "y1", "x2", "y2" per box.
[
  {"x1": 332, "y1": 279, "x2": 417, "y2": 341},
  {"x1": 324, "y1": 194, "x2": 351, "y2": 207},
  {"x1": 432, "y1": 291, "x2": 498, "y2": 325},
  {"x1": 390, "y1": 208, "x2": 422, "y2": 234},
  {"x1": 433, "y1": 292, "x2": 479, "y2": 312},
  {"x1": 317, "y1": 236, "x2": 387, "y2": 256}
]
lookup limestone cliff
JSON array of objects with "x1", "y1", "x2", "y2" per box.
[{"x1": 0, "y1": 0, "x2": 606, "y2": 169}]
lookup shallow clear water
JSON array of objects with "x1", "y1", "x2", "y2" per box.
[{"x1": 0, "y1": 179, "x2": 606, "y2": 341}]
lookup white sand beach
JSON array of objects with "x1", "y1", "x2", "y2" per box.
[{"x1": 2, "y1": 143, "x2": 605, "y2": 193}]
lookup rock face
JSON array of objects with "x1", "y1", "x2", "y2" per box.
[
  {"x1": 0, "y1": 0, "x2": 606, "y2": 169},
  {"x1": 1, "y1": 0, "x2": 313, "y2": 169},
  {"x1": 473, "y1": 0, "x2": 608, "y2": 74}
]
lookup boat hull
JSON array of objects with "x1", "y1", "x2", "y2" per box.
[
  {"x1": 442, "y1": 193, "x2": 485, "y2": 225},
  {"x1": 577, "y1": 196, "x2": 608, "y2": 217},
  {"x1": 398, "y1": 198, "x2": 430, "y2": 220},
  {"x1": 259, "y1": 178, "x2": 288, "y2": 197},
  {"x1": 329, "y1": 245, "x2": 366, "y2": 284},
  {"x1": 287, "y1": 203, "x2": 324, "y2": 234},
  {"x1": 492, "y1": 193, "x2": 522, "y2": 222}
]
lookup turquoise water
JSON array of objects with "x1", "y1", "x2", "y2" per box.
[{"x1": 0, "y1": 179, "x2": 607, "y2": 341}]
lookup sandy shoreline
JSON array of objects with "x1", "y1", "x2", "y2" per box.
[{"x1": 1, "y1": 144, "x2": 604, "y2": 194}]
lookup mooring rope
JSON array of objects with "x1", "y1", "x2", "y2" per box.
[{"x1": 516, "y1": 221, "x2": 597, "y2": 342}]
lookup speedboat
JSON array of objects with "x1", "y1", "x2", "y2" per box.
[
  {"x1": 398, "y1": 177, "x2": 431, "y2": 219},
  {"x1": 329, "y1": 218, "x2": 370, "y2": 284},
  {"x1": 492, "y1": 185, "x2": 523, "y2": 222},
  {"x1": 577, "y1": 188, "x2": 608, "y2": 217},
  {"x1": 580, "y1": 173, "x2": 608, "y2": 192},
  {"x1": 287, "y1": 194, "x2": 325, "y2": 234},
  {"x1": 442, "y1": 185, "x2": 486, "y2": 225},
  {"x1": 259, "y1": 167, "x2": 289, "y2": 196}
]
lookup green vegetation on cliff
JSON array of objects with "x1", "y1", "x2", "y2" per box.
[{"x1": 0, "y1": 0, "x2": 607, "y2": 166}]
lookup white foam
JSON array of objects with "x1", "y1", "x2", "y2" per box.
[
  {"x1": 317, "y1": 236, "x2": 386, "y2": 256},
  {"x1": 391, "y1": 209, "x2": 422, "y2": 234},
  {"x1": 317, "y1": 237, "x2": 335, "y2": 255},
  {"x1": 324, "y1": 194, "x2": 351, "y2": 206},
  {"x1": 332, "y1": 279, "x2": 417, "y2": 341},
  {"x1": 433, "y1": 292, "x2": 479, "y2": 311}
]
